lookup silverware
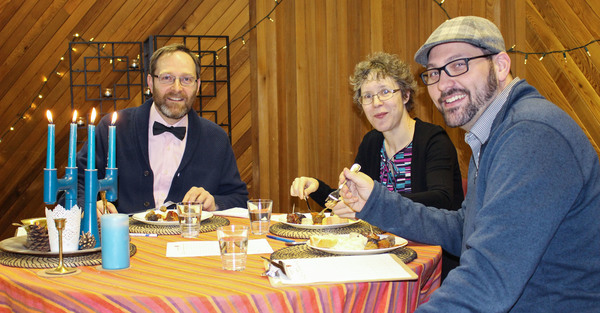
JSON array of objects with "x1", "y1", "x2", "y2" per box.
[
  {"x1": 326, "y1": 163, "x2": 361, "y2": 204},
  {"x1": 285, "y1": 241, "x2": 306, "y2": 246}
]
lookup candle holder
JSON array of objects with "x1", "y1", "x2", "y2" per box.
[
  {"x1": 45, "y1": 218, "x2": 77, "y2": 275},
  {"x1": 44, "y1": 167, "x2": 77, "y2": 212},
  {"x1": 130, "y1": 59, "x2": 139, "y2": 69},
  {"x1": 82, "y1": 168, "x2": 118, "y2": 248},
  {"x1": 76, "y1": 116, "x2": 86, "y2": 126},
  {"x1": 103, "y1": 88, "x2": 113, "y2": 98},
  {"x1": 143, "y1": 87, "x2": 152, "y2": 97}
]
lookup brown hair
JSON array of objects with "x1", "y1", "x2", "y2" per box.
[
  {"x1": 149, "y1": 43, "x2": 201, "y2": 78},
  {"x1": 350, "y1": 52, "x2": 417, "y2": 111}
]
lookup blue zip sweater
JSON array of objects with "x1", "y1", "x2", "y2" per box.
[{"x1": 357, "y1": 80, "x2": 600, "y2": 312}]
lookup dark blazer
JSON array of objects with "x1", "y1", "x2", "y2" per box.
[{"x1": 75, "y1": 99, "x2": 248, "y2": 213}]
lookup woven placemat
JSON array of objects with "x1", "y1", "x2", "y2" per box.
[
  {"x1": 0, "y1": 244, "x2": 137, "y2": 269},
  {"x1": 271, "y1": 244, "x2": 417, "y2": 263},
  {"x1": 269, "y1": 221, "x2": 384, "y2": 239},
  {"x1": 128, "y1": 216, "x2": 230, "y2": 235}
]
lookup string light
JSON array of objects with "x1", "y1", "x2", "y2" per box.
[
  {"x1": 434, "y1": 1, "x2": 598, "y2": 64},
  {"x1": 0, "y1": 35, "x2": 86, "y2": 143},
  {"x1": 217, "y1": 0, "x2": 284, "y2": 52},
  {"x1": 0, "y1": 0, "x2": 286, "y2": 144}
]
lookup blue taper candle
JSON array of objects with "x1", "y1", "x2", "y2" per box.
[
  {"x1": 107, "y1": 112, "x2": 117, "y2": 168},
  {"x1": 67, "y1": 111, "x2": 77, "y2": 168},
  {"x1": 87, "y1": 108, "x2": 97, "y2": 170},
  {"x1": 46, "y1": 110, "x2": 55, "y2": 169}
]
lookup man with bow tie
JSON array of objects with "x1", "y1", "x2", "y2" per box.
[{"x1": 76, "y1": 44, "x2": 248, "y2": 215}]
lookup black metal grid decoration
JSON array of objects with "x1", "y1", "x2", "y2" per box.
[
  {"x1": 143, "y1": 35, "x2": 232, "y2": 141},
  {"x1": 68, "y1": 36, "x2": 232, "y2": 141},
  {"x1": 68, "y1": 41, "x2": 145, "y2": 117}
]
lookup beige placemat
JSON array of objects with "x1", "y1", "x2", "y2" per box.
[
  {"x1": 128, "y1": 216, "x2": 230, "y2": 235},
  {"x1": 269, "y1": 221, "x2": 384, "y2": 239},
  {"x1": 0, "y1": 244, "x2": 137, "y2": 269}
]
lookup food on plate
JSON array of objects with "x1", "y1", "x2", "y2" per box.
[
  {"x1": 164, "y1": 211, "x2": 179, "y2": 221},
  {"x1": 309, "y1": 234, "x2": 339, "y2": 248},
  {"x1": 309, "y1": 232, "x2": 396, "y2": 251},
  {"x1": 311, "y1": 211, "x2": 326, "y2": 224},
  {"x1": 321, "y1": 215, "x2": 349, "y2": 225},
  {"x1": 286, "y1": 212, "x2": 304, "y2": 224},
  {"x1": 283, "y1": 212, "x2": 349, "y2": 226},
  {"x1": 145, "y1": 210, "x2": 179, "y2": 222}
]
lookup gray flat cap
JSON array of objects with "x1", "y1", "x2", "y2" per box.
[{"x1": 414, "y1": 16, "x2": 506, "y2": 66}]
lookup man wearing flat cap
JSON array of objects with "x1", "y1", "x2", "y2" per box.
[{"x1": 329, "y1": 16, "x2": 600, "y2": 312}]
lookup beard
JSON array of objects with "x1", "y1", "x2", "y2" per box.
[
  {"x1": 152, "y1": 86, "x2": 196, "y2": 121},
  {"x1": 437, "y1": 64, "x2": 498, "y2": 128}
]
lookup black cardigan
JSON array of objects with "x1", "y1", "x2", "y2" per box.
[{"x1": 311, "y1": 118, "x2": 463, "y2": 210}]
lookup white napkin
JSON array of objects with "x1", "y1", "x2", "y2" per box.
[
  {"x1": 211, "y1": 207, "x2": 249, "y2": 218},
  {"x1": 166, "y1": 239, "x2": 274, "y2": 257}
]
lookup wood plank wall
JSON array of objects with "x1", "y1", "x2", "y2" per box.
[{"x1": 0, "y1": 0, "x2": 598, "y2": 240}]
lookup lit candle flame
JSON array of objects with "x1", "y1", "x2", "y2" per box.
[
  {"x1": 111, "y1": 112, "x2": 118, "y2": 125},
  {"x1": 90, "y1": 108, "x2": 97, "y2": 124},
  {"x1": 46, "y1": 110, "x2": 53, "y2": 123},
  {"x1": 72, "y1": 110, "x2": 78, "y2": 123}
]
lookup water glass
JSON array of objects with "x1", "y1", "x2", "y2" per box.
[
  {"x1": 217, "y1": 225, "x2": 249, "y2": 271},
  {"x1": 177, "y1": 202, "x2": 202, "y2": 238},
  {"x1": 247, "y1": 199, "x2": 273, "y2": 235}
]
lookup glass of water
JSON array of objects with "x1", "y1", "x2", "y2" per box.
[
  {"x1": 176, "y1": 201, "x2": 202, "y2": 238},
  {"x1": 247, "y1": 199, "x2": 273, "y2": 235},
  {"x1": 217, "y1": 225, "x2": 249, "y2": 271}
]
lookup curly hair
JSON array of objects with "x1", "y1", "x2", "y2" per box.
[
  {"x1": 149, "y1": 43, "x2": 201, "y2": 78},
  {"x1": 349, "y1": 52, "x2": 417, "y2": 111}
]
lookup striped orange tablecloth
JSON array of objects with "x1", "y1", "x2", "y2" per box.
[{"x1": 0, "y1": 217, "x2": 441, "y2": 313}]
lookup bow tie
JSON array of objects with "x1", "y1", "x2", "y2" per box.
[{"x1": 152, "y1": 121, "x2": 186, "y2": 140}]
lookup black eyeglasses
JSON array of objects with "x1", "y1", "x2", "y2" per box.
[{"x1": 419, "y1": 53, "x2": 498, "y2": 85}]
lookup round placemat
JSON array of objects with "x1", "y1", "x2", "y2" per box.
[
  {"x1": 269, "y1": 221, "x2": 384, "y2": 239},
  {"x1": 271, "y1": 244, "x2": 417, "y2": 263},
  {"x1": 0, "y1": 243, "x2": 137, "y2": 269},
  {"x1": 129, "y1": 216, "x2": 230, "y2": 235}
]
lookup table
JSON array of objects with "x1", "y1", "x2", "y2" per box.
[{"x1": 0, "y1": 217, "x2": 441, "y2": 313}]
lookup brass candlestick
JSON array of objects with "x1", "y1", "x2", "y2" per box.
[{"x1": 45, "y1": 218, "x2": 77, "y2": 275}]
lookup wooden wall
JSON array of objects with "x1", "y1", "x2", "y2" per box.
[{"x1": 0, "y1": 0, "x2": 598, "y2": 240}]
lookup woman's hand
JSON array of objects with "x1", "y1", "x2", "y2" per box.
[{"x1": 290, "y1": 176, "x2": 319, "y2": 200}]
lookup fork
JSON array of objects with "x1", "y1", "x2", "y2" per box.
[{"x1": 326, "y1": 163, "x2": 361, "y2": 204}]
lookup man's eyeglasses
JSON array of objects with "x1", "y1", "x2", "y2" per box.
[
  {"x1": 152, "y1": 73, "x2": 198, "y2": 87},
  {"x1": 359, "y1": 88, "x2": 401, "y2": 105},
  {"x1": 419, "y1": 53, "x2": 497, "y2": 86}
]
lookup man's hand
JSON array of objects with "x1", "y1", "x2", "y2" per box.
[
  {"x1": 328, "y1": 167, "x2": 374, "y2": 218},
  {"x1": 183, "y1": 187, "x2": 216, "y2": 211}
]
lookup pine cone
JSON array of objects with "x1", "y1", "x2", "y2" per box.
[
  {"x1": 25, "y1": 223, "x2": 50, "y2": 252},
  {"x1": 79, "y1": 231, "x2": 97, "y2": 250}
]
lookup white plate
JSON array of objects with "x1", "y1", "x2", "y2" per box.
[
  {"x1": 307, "y1": 234, "x2": 408, "y2": 255},
  {"x1": 131, "y1": 210, "x2": 213, "y2": 225},
  {"x1": 277, "y1": 213, "x2": 360, "y2": 229}
]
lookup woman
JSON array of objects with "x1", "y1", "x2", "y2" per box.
[{"x1": 290, "y1": 52, "x2": 463, "y2": 279}]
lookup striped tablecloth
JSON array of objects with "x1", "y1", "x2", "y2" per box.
[{"x1": 0, "y1": 217, "x2": 441, "y2": 313}]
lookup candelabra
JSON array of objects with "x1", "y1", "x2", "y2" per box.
[{"x1": 83, "y1": 168, "x2": 118, "y2": 248}]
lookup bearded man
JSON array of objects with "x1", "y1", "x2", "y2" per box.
[{"x1": 329, "y1": 16, "x2": 600, "y2": 312}]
